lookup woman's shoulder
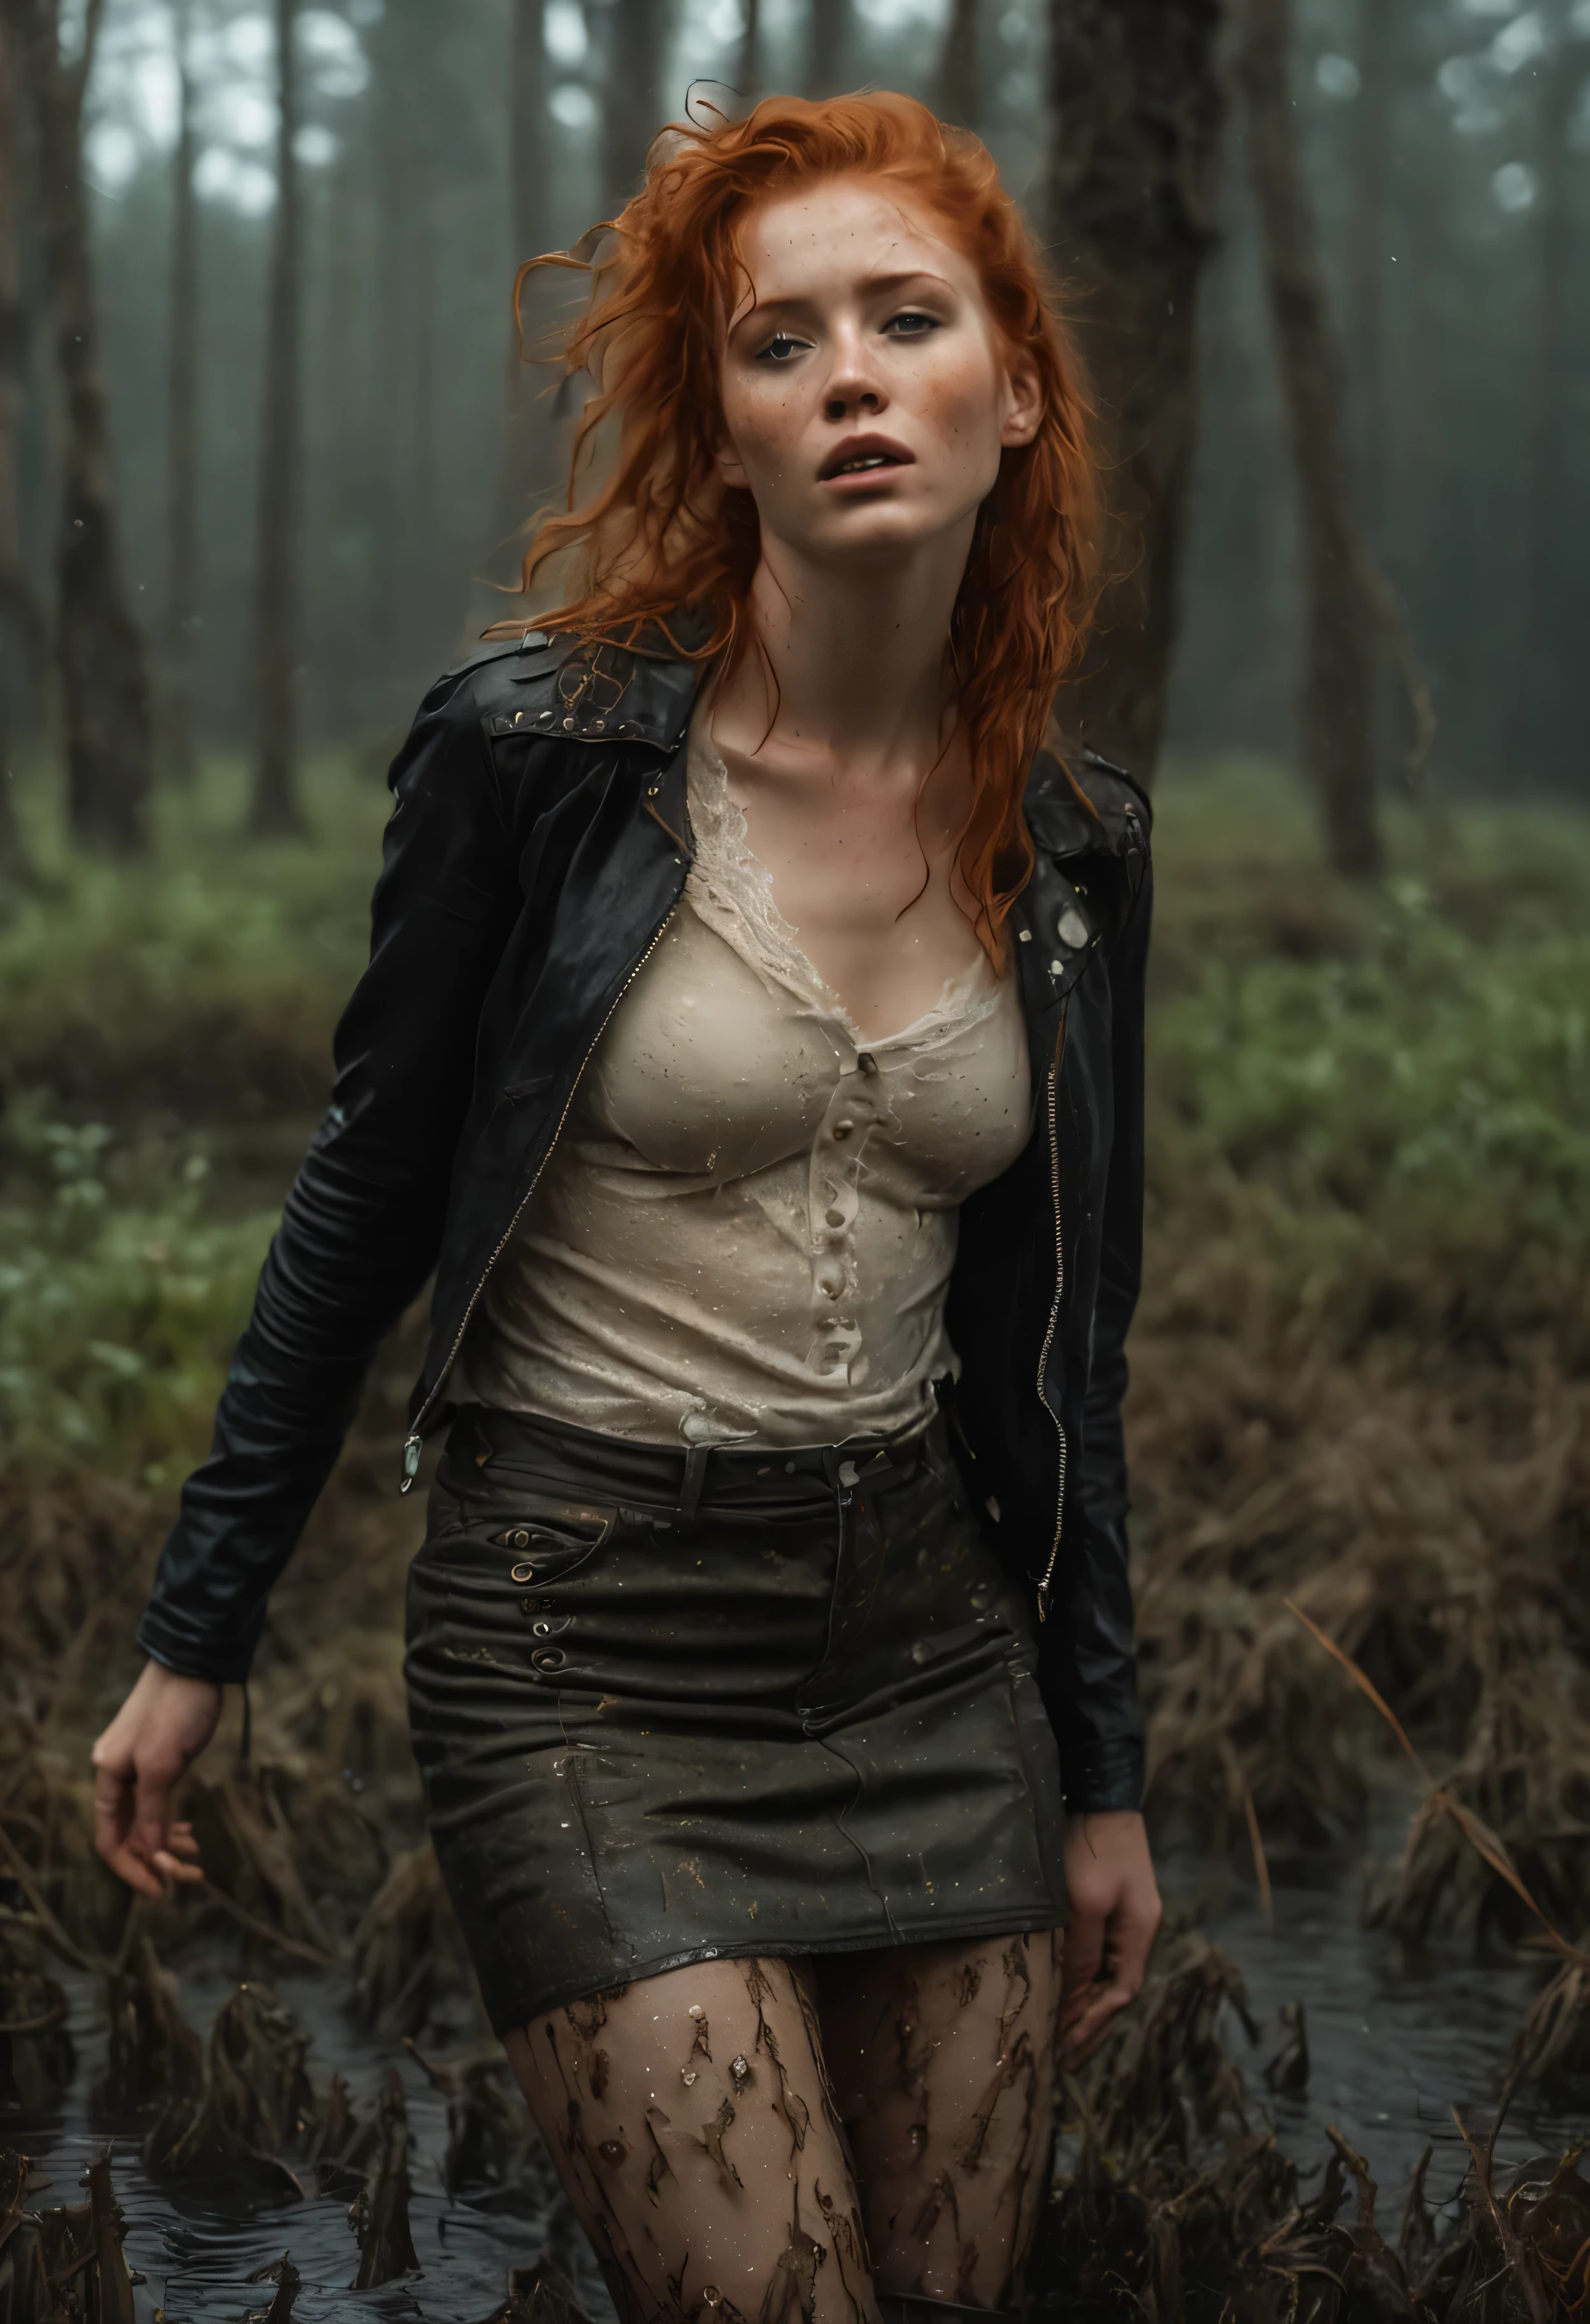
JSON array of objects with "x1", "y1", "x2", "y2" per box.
[
  {"x1": 1024, "y1": 743, "x2": 1152, "y2": 869},
  {"x1": 420, "y1": 627, "x2": 702, "y2": 754}
]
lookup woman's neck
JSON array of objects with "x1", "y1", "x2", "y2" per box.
[{"x1": 722, "y1": 522, "x2": 973, "y2": 773}]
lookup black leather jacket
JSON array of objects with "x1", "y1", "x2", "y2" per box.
[{"x1": 136, "y1": 629, "x2": 1153, "y2": 1814}]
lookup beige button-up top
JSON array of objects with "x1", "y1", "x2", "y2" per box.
[{"x1": 454, "y1": 710, "x2": 1032, "y2": 1449}]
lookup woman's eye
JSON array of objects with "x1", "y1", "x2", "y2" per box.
[
  {"x1": 757, "y1": 333, "x2": 806, "y2": 363},
  {"x1": 886, "y1": 312, "x2": 940, "y2": 338}
]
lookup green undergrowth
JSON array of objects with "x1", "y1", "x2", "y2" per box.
[
  {"x1": 1145, "y1": 762, "x2": 1590, "y2": 1360},
  {"x1": 0, "y1": 749, "x2": 382, "y2": 1476},
  {"x1": 0, "y1": 747, "x2": 383, "y2": 1115},
  {"x1": 1, "y1": 750, "x2": 1588, "y2": 1481}
]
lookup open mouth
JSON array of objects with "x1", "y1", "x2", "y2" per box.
[{"x1": 819, "y1": 436, "x2": 913, "y2": 482}]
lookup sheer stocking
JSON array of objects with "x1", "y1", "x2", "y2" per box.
[
  {"x1": 505, "y1": 1955, "x2": 877, "y2": 2324},
  {"x1": 503, "y1": 1933, "x2": 1060, "y2": 2324},
  {"x1": 817, "y1": 1931, "x2": 1062, "y2": 2311}
]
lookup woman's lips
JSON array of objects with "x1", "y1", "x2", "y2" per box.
[{"x1": 818, "y1": 434, "x2": 915, "y2": 489}]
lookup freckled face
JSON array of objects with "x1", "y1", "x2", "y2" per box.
[{"x1": 714, "y1": 176, "x2": 1041, "y2": 568}]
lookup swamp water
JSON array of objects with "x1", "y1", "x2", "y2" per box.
[{"x1": 6, "y1": 1857, "x2": 1586, "y2": 2324}]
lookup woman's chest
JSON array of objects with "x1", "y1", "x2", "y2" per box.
[{"x1": 577, "y1": 899, "x2": 1031, "y2": 1200}]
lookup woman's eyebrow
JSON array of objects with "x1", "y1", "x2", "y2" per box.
[{"x1": 731, "y1": 268, "x2": 955, "y2": 329}]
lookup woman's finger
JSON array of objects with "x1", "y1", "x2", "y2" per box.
[
  {"x1": 93, "y1": 1770, "x2": 166, "y2": 1899},
  {"x1": 151, "y1": 1849, "x2": 206, "y2": 1887}
]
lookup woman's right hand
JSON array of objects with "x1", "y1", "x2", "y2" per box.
[{"x1": 90, "y1": 1659, "x2": 223, "y2": 1897}]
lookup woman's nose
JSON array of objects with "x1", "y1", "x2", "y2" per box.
[{"x1": 824, "y1": 384, "x2": 884, "y2": 421}]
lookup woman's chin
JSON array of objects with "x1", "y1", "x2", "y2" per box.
[{"x1": 775, "y1": 502, "x2": 975, "y2": 571}]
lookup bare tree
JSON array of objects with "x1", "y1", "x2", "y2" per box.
[
  {"x1": 498, "y1": 0, "x2": 547, "y2": 550},
  {"x1": 162, "y1": 0, "x2": 199, "y2": 789},
  {"x1": 17, "y1": 0, "x2": 153, "y2": 854},
  {"x1": 1239, "y1": 0, "x2": 1381, "y2": 875},
  {"x1": 0, "y1": 0, "x2": 41, "y2": 891},
  {"x1": 601, "y1": 0, "x2": 666, "y2": 217},
  {"x1": 1044, "y1": 0, "x2": 1228, "y2": 782},
  {"x1": 805, "y1": 0, "x2": 845, "y2": 97},
  {"x1": 935, "y1": 0, "x2": 981, "y2": 128},
  {"x1": 1349, "y1": 0, "x2": 1392, "y2": 536},
  {"x1": 1516, "y1": 0, "x2": 1580, "y2": 740},
  {"x1": 250, "y1": 0, "x2": 304, "y2": 836},
  {"x1": 735, "y1": 0, "x2": 762, "y2": 107}
]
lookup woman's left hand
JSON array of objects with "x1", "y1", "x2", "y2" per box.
[{"x1": 1059, "y1": 1809, "x2": 1161, "y2": 2065}]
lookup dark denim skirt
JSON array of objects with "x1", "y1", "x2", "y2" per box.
[{"x1": 404, "y1": 1403, "x2": 1067, "y2": 2034}]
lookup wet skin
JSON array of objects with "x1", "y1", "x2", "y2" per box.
[
  {"x1": 89, "y1": 170, "x2": 1162, "y2": 2321},
  {"x1": 709, "y1": 175, "x2": 1041, "y2": 1045}
]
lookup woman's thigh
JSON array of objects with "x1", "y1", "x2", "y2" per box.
[
  {"x1": 503, "y1": 1955, "x2": 878, "y2": 2324},
  {"x1": 815, "y1": 1929, "x2": 1063, "y2": 2311}
]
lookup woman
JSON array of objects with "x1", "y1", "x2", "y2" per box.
[{"x1": 92, "y1": 94, "x2": 1159, "y2": 2324}]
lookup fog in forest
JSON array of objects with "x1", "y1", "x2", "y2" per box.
[
  {"x1": 4, "y1": 0, "x2": 1587, "y2": 812},
  {"x1": 4, "y1": 7, "x2": 1590, "y2": 2318}
]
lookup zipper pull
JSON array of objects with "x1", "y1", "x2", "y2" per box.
[
  {"x1": 400, "y1": 1433, "x2": 422, "y2": 1494},
  {"x1": 1036, "y1": 1580, "x2": 1052, "y2": 1625}
]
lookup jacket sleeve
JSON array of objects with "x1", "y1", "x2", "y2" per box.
[
  {"x1": 1047, "y1": 854, "x2": 1152, "y2": 1814},
  {"x1": 135, "y1": 669, "x2": 523, "y2": 1684}
]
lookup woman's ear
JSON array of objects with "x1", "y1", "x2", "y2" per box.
[{"x1": 999, "y1": 352, "x2": 1043, "y2": 449}]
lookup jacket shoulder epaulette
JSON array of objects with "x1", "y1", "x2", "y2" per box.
[
  {"x1": 457, "y1": 629, "x2": 700, "y2": 750},
  {"x1": 1025, "y1": 745, "x2": 1152, "y2": 863}
]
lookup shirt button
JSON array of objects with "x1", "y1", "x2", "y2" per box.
[
  {"x1": 825, "y1": 1208, "x2": 845, "y2": 1229},
  {"x1": 831, "y1": 1121, "x2": 854, "y2": 1141}
]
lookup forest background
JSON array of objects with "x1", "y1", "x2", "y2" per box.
[{"x1": 3, "y1": 0, "x2": 1590, "y2": 2282}]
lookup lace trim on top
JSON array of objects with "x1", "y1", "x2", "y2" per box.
[{"x1": 684, "y1": 719, "x2": 1000, "y2": 1051}]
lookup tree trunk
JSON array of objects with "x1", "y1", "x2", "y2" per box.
[
  {"x1": 250, "y1": 0, "x2": 303, "y2": 837},
  {"x1": 18, "y1": 0, "x2": 152, "y2": 855},
  {"x1": 0, "y1": 0, "x2": 39, "y2": 891},
  {"x1": 1044, "y1": 0, "x2": 1228, "y2": 783},
  {"x1": 804, "y1": 0, "x2": 845, "y2": 97},
  {"x1": 1239, "y1": 0, "x2": 1381, "y2": 876},
  {"x1": 1515, "y1": 0, "x2": 1576, "y2": 750},
  {"x1": 498, "y1": 0, "x2": 546, "y2": 552},
  {"x1": 1348, "y1": 0, "x2": 1391, "y2": 536},
  {"x1": 162, "y1": 0, "x2": 199, "y2": 789},
  {"x1": 601, "y1": 0, "x2": 665, "y2": 217},
  {"x1": 369, "y1": 5, "x2": 409, "y2": 686},
  {"x1": 935, "y1": 0, "x2": 980, "y2": 127},
  {"x1": 736, "y1": 0, "x2": 761, "y2": 108}
]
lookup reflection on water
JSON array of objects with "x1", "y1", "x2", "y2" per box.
[
  {"x1": 8, "y1": 1963, "x2": 617, "y2": 2324},
  {"x1": 1191, "y1": 1868, "x2": 1572, "y2": 2202},
  {"x1": 5, "y1": 1862, "x2": 1580, "y2": 2323}
]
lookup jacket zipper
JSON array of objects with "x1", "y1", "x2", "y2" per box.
[
  {"x1": 401, "y1": 897, "x2": 684, "y2": 1489},
  {"x1": 1035, "y1": 1003, "x2": 1069, "y2": 1621}
]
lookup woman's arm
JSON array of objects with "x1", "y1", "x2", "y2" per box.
[
  {"x1": 134, "y1": 659, "x2": 524, "y2": 1686},
  {"x1": 1054, "y1": 844, "x2": 1161, "y2": 2050}
]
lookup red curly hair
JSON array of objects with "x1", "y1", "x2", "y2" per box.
[{"x1": 487, "y1": 90, "x2": 1101, "y2": 955}]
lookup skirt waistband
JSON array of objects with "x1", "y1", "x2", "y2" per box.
[{"x1": 444, "y1": 1401, "x2": 941, "y2": 1523}]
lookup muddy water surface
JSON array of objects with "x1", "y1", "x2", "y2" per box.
[{"x1": 8, "y1": 1867, "x2": 1584, "y2": 2323}]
